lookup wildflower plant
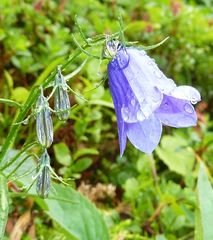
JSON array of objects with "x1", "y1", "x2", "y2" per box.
[{"x1": 0, "y1": 15, "x2": 202, "y2": 240}]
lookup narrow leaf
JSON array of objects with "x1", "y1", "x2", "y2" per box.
[
  {"x1": 196, "y1": 163, "x2": 213, "y2": 240},
  {"x1": 0, "y1": 174, "x2": 9, "y2": 239},
  {"x1": 135, "y1": 36, "x2": 170, "y2": 51},
  {"x1": 0, "y1": 98, "x2": 22, "y2": 108}
]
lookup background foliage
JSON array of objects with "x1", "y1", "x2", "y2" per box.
[{"x1": 0, "y1": 0, "x2": 212, "y2": 239}]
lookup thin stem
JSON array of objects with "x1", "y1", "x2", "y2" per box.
[
  {"x1": 64, "y1": 58, "x2": 88, "y2": 81},
  {"x1": 134, "y1": 36, "x2": 170, "y2": 51},
  {"x1": 118, "y1": 14, "x2": 126, "y2": 46},
  {"x1": 46, "y1": 85, "x2": 57, "y2": 101},
  {"x1": 148, "y1": 154, "x2": 158, "y2": 187},
  {"x1": 84, "y1": 74, "x2": 107, "y2": 93},
  {"x1": 67, "y1": 85, "x2": 88, "y2": 102},
  {"x1": 7, "y1": 154, "x2": 37, "y2": 179},
  {"x1": 0, "y1": 47, "x2": 84, "y2": 164},
  {"x1": 11, "y1": 167, "x2": 37, "y2": 182},
  {"x1": 74, "y1": 15, "x2": 88, "y2": 44},
  {"x1": 0, "y1": 98, "x2": 22, "y2": 108},
  {"x1": 71, "y1": 34, "x2": 100, "y2": 59},
  {"x1": 0, "y1": 141, "x2": 37, "y2": 171}
]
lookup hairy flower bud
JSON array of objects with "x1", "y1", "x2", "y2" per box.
[
  {"x1": 36, "y1": 89, "x2": 53, "y2": 148},
  {"x1": 36, "y1": 149, "x2": 51, "y2": 199},
  {"x1": 54, "y1": 67, "x2": 70, "y2": 120}
]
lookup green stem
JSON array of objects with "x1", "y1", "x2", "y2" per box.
[
  {"x1": 0, "y1": 141, "x2": 37, "y2": 171},
  {"x1": 6, "y1": 154, "x2": 36, "y2": 179},
  {"x1": 0, "y1": 98, "x2": 22, "y2": 108},
  {"x1": 0, "y1": 86, "x2": 40, "y2": 164}
]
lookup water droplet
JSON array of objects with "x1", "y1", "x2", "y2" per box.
[
  {"x1": 154, "y1": 70, "x2": 163, "y2": 79},
  {"x1": 184, "y1": 103, "x2": 194, "y2": 113},
  {"x1": 140, "y1": 50, "x2": 146, "y2": 56},
  {"x1": 117, "y1": 50, "x2": 129, "y2": 69},
  {"x1": 137, "y1": 110, "x2": 145, "y2": 121},
  {"x1": 139, "y1": 101, "x2": 152, "y2": 119},
  {"x1": 121, "y1": 107, "x2": 129, "y2": 121},
  {"x1": 164, "y1": 102, "x2": 169, "y2": 109},
  {"x1": 111, "y1": 59, "x2": 119, "y2": 69},
  {"x1": 131, "y1": 99, "x2": 136, "y2": 106},
  {"x1": 190, "y1": 93, "x2": 200, "y2": 104},
  {"x1": 152, "y1": 87, "x2": 162, "y2": 102}
]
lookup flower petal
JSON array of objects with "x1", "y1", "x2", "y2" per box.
[
  {"x1": 126, "y1": 48, "x2": 177, "y2": 95},
  {"x1": 169, "y1": 86, "x2": 201, "y2": 104},
  {"x1": 112, "y1": 48, "x2": 163, "y2": 119},
  {"x1": 126, "y1": 115, "x2": 162, "y2": 154},
  {"x1": 155, "y1": 95, "x2": 197, "y2": 128},
  {"x1": 108, "y1": 57, "x2": 144, "y2": 123},
  {"x1": 108, "y1": 64, "x2": 127, "y2": 156}
]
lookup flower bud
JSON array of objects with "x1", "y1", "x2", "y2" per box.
[
  {"x1": 36, "y1": 89, "x2": 53, "y2": 148},
  {"x1": 36, "y1": 149, "x2": 51, "y2": 199},
  {"x1": 54, "y1": 67, "x2": 70, "y2": 120}
]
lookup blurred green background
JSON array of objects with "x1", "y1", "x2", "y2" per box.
[{"x1": 0, "y1": 0, "x2": 213, "y2": 239}]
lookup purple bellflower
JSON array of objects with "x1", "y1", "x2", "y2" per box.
[{"x1": 107, "y1": 41, "x2": 201, "y2": 156}]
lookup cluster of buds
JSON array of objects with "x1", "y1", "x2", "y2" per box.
[{"x1": 35, "y1": 66, "x2": 71, "y2": 198}]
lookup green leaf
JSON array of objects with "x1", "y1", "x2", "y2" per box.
[
  {"x1": 4, "y1": 70, "x2": 13, "y2": 93},
  {"x1": 0, "y1": 174, "x2": 9, "y2": 239},
  {"x1": 196, "y1": 163, "x2": 213, "y2": 240},
  {"x1": 156, "y1": 235, "x2": 168, "y2": 240},
  {"x1": 72, "y1": 157, "x2": 93, "y2": 172},
  {"x1": 45, "y1": 183, "x2": 109, "y2": 240},
  {"x1": 53, "y1": 143, "x2": 72, "y2": 166},
  {"x1": 1, "y1": 147, "x2": 37, "y2": 185},
  {"x1": 133, "y1": 36, "x2": 169, "y2": 50},
  {"x1": 124, "y1": 178, "x2": 140, "y2": 199},
  {"x1": 73, "y1": 148, "x2": 99, "y2": 160},
  {"x1": 89, "y1": 99, "x2": 114, "y2": 109},
  {"x1": 12, "y1": 87, "x2": 29, "y2": 103},
  {"x1": 156, "y1": 135, "x2": 195, "y2": 176},
  {"x1": 86, "y1": 59, "x2": 102, "y2": 81}
]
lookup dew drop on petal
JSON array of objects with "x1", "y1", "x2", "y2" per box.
[
  {"x1": 140, "y1": 50, "x2": 146, "y2": 56},
  {"x1": 116, "y1": 50, "x2": 130, "y2": 69},
  {"x1": 140, "y1": 103, "x2": 152, "y2": 119},
  {"x1": 164, "y1": 102, "x2": 169, "y2": 109},
  {"x1": 136, "y1": 110, "x2": 145, "y2": 121},
  {"x1": 131, "y1": 99, "x2": 136, "y2": 106},
  {"x1": 152, "y1": 87, "x2": 162, "y2": 102},
  {"x1": 184, "y1": 104, "x2": 194, "y2": 113},
  {"x1": 184, "y1": 103, "x2": 194, "y2": 113},
  {"x1": 121, "y1": 106, "x2": 129, "y2": 121},
  {"x1": 190, "y1": 92, "x2": 200, "y2": 104}
]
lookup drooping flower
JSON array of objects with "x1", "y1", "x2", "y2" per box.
[{"x1": 107, "y1": 41, "x2": 201, "y2": 156}]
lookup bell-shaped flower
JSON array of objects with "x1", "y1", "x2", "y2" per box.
[{"x1": 107, "y1": 43, "x2": 201, "y2": 156}]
